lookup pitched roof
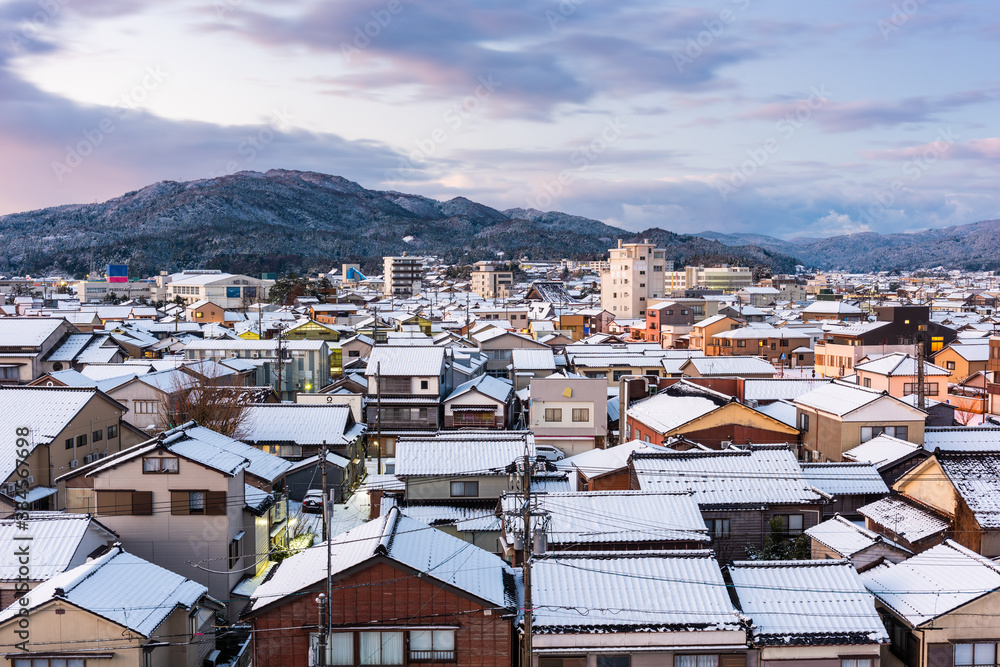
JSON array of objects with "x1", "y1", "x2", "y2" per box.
[
  {"x1": 857, "y1": 496, "x2": 949, "y2": 543},
  {"x1": 801, "y1": 462, "x2": 890, "y2": 496},
  {"x1": 936, "y1": 452, "x2": 1000, "y2": 529},
  {"x1": 239, "y1": 404, "x2": 363, "y2": 447},
  {"x1": 250, "y1": 508, "x2": 515, "y2": 612},
  {"x1": 794, "y1": 381, "x2": 909, "y2": 417},
  {"x1": 0, "y1": 513, "x2": 116, "y2": 581},
  {"x1": 730, "y1": 559, "x2": 887, "y2": 645},
  {"x1": 680, "y1": 356, "x2": 777, "y2": 377},
  {"x1": 855, "y1": 353, "x2": 950, "y2": 377},
  {"x1": 843, "y1": 434, "x2": 924, "y2": 470},
  {"x1": 0, "y1": 318, "x2": 65, "y2": 348},
  {"x1": 395, "y1": 432, "x2": 532, "y2": 477},
  {"x1": 742, "y1": 379, "x2": 829, "y2": 402},
  {"x1": 0, "y1": 547, "x2": 208, "y2": 637},
  {"x1": 364, "y1": 345, "x2": 445, "y2": 376},
  {"x1": 805, "y1": 515, "x2": 911, "y2": 559},
  {"x1": 445, "y1": 374, "x2": 513, "y2": 404},
  {"x1": 530, "y1": 551, "x2": 741, "y2": 632},
  {"x1": 924, "y1": 426, "x2": 1000, "y2": 452},
  {"x1": 861, "y1": 540, "x2": 1000, "y2": 627},
  {"x1": 631, "y1": 446, "x2": 826, "y2": 507},
  {"x1": 511, "y1": 348, "x2": 556, "y2": 371}
]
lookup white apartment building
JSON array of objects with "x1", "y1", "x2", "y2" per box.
[
  {"x1": 470, "y1": 262, "x2": 513, "y2": 299},
  {"x1": 383, "y1": 256, "x2": 423, "y2": 298},
  {"x1": 600, "y1": 240, "x2": 672, "y2": 318},
  {"x1": 685, "y1": 265, "x2": 753, "y2": 292}
]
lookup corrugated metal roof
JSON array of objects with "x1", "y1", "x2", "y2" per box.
[
  {"x1": 0, "y1": 318, "x2": 64, "y2": 347},
  {"x1": 364, "y1": 346, "x2": 445, "y2": 377},
  {"x1": 0, "y1": 547, "x2": 207, "y2": 637},
  {"x1": 632, "y1": 446, "x2": 826, "y2": 507},
  {"x1": 239, "y1": 404, "x2": 361, "y2": 447},
  {"x1": 501, "y1": 491, "x2": 708, "y2": 545},
  {"x1": 857, "y1": 496, "x2": 949, "y2": 543},
  {"x1": 445, "y1": 374, "x2": 513, "y2": 404},
  {"x1": 794, "y1": 381, "x2": 890, "y2": 417},
  {"x1": 861, "y1": 540, "x2": 1000, "y2": 626},
  {"x1": 626, "y1": 394, "x2": 719, "y2": 435},
  {"x1": 251, "y1": 509, "x2": 514, "y2": 612},
  {"x1": 682, "y1": 357, "x2": 776, "y2": 377},
  {"x1": 801, "y1": 462, "x2": 889, "y2": 496},
  {"x1": 730, "y1": 559, "x2": 887, "y2": 644},
  {"x1": 531, "y1": 551, "x2": 741, "y2": 632},
  {"x1": 805, "y1": 515, "x2": 911, "y2": 558},
  {"x1": 924, "y1": 426, "x2": 1000, "y2": 452},
  {"x1": 395, "y1": 432, "x2": 532, "y2": 476},
  {"x1": 743, "y1": 379, "x2": 829, "y2": 402},
  {"x1": 843, "y1": 434, "x2": 922, "y2": 470},
  {"x1": 512, "y1": 349, "x2": 556, "y2": 371},
  {"x1": 45, "y1": 333, "x2": 94, "y2": 361},
  {"x1": 0, "y1": 513, "x2": 115, "y2": 581},
  {"x1": 855, "y1": 353, "x2": 950, "y2": 377}
]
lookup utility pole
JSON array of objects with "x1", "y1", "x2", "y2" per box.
[
  {"x1": 320, "y1": 442, "x2": 329, "y2": 543},
  {"x1": 376, "y1": 361, "x2": 382, "y2": 475},
  {"x1": 316, "y1": 593, "x2": 327, "y2": 666},
  {"x1": 324, "y1": 441, "x2": 333, "y2": 663},
  {"x1": 916, "y1": 326, "x2": 926, "y2": 411},
  {"x1": 522, "y1": 451, "x2": 533, "y2": 667}
]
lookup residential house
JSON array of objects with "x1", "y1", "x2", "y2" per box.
[
  {"x1": 559, "y1": 440, "x2": 665, "y2": 492},
  {"x1": 861, "y1": 540, "x2": 1000, "y2": 667},
  {"x1": 0, "y1": 317, "x2": 76, "y2": 384},
  {"x1": 854, "y1": 353, "x2": 951, "y2": 403},
  {"x1": 42, "y1": 332, "x2": 127, "y2": 372},
  {"x1": 688, "y1": 314, "x2": 742, "y2": 355},
  {"x1": 529, "y1": 375, "x2": 609, "y2": 455},
  {"x1": 239, "y1": 402, "x2": 366, "y2": 472},
  {"x1": 794, "y1": 381, "x2": 928, "y2": 462},
  {"x1": 708, "y1": 327, "x2": 812, "y2": 364},
  {"x1": 891, "y1": 451, "x2": 1000, "y2": 557},
  {"x1": 0, "y1": 546, "x2": 221, "y2": 667},
  {"x1": 801, "y1": 462, "x2": 890, "y2": 520},
  {"x1": 444, "y1": 374, "x2": 514, "y2": 429},
  {"x1": 800, "y1": 300, "x2": 865, "y2": 322},
  {"x1": 474, "y1": 327, "x2": 550, "y2": 376},
  {"x1": 629, "y1": 445, "x2": 829, "y2": 560},
  {"x1": 679, "y1": 356, "x2": 778, "y2": 378},
  {"x1": 643, "y1": 300, "x2": 695, "y2": 346},
  {"x1": 932, "y1": 342, "x2": 991, "y2": 380},
  {"x1": 58, "y1": 422, "x2": 292, "y2": 618},
  {"x1": 625, "y1": 380, "x2": 799, "y2": 449},
  {"x1": 184, "y1": 338, "x2": 330, "y2": 400},
  {"x1": 185, "y1": 298, "x2": 226, "y2": 323},
  {"x1": 364, "y1": 346, "x2": 448, "y2": 455},
  {"x1": 0, "y1": 512, "x2": 118, "y2": 608},
  {"x1": 0, "y1": 386, "x2": 146, "y2": 509},
  {"x1": 805, "y1": 515, "x2": 912, "y2": 569},
  {"x1": 244, "y1": 508, "x2": 517, "y2": 667},
  {"x1": 527, "y1": 550, "x2": 748, "y2": 666},
  {"x1": 842, "y1": 434, "x2": 929, "y2": 486},
  {"x1": 729, "y1": 559, "x2": 887, "y2": 667}
]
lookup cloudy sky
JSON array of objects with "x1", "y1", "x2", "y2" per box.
[{"x1": 0, "y1": 0, "x2": 996, "y2": 238}]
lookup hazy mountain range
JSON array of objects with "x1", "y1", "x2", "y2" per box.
[{"x1": 0, "y1": 169, "x2": 995, "y2": 278}]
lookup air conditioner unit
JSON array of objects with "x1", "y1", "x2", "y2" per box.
[{"x1": 69, "y1": 459, "x2": 79, "y2": 469}]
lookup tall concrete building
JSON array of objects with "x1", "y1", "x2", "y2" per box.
[
  {"x1": 685, "y1": 265, "x2": 752, "y2": 292},
  {"x1": 383, "y1": 255, "x2": 423, "y2": 298},
  {"x1": 470, "y1": 262, "x2": 513, "y2": 299},
  {"x1": 600, "y1": 240, "x2": 672, "y2": 319}
]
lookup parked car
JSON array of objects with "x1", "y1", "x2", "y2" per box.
[
  {"x1": 535, "y1": 444, "x2": 566, "y2": 462},
  {"x1": 301, "y1": 489, "x2": 325, "y2": 513}
]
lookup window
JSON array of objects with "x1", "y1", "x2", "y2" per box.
[
  {"x1": 675, "y1": 656, "x2": 720, "y2": 667},
  {"x1": 737, "y1": 340, "x2": 746, "y2": 348},
  {"x1": 544, "y1": 408, "x2": 563, "y2": 422},
  {"x1": 420, "y1": 380, "x2": 429, "y2": 390},
  {"x1": 0, "y1": 367, "x2": 19, "y2": 380},
  {"x1": 229, "y1": 536, "x2": 241, "y2": 569},
  {"x1": 780, "y1": 339, "x2": 789, "y2": 347},
  {"x1": 955, "y1": 643, "x2": 998, "y2": 667},
  {"x1": 450, "y1": 481, "x2": 479, "y2": 497},
  {"x1": 134, "y1": 400, "x2": 158, "y2": 414},
  {"x1": 863, "y1": 378, "x2": 872, "y2": 388},
  {"x1": 903, "y1": 383, "x2": 938, "y2": 396},
  {"x1": 946, "y1": 360, "x2": 955, "y2": 370},
  {"x1": 572, "y1": 408, "x2": 590, "y2": 422},
  {"x1": 598, "y1": 658, "x2": 631, "y2": 667},
  {"x1": 143, "y1": 457, "x2": 179, "y2": 473},
  {"x1": 815, "y1": 354, "x2": 825, "y2": 366},
  {"x1": 65, "y1": 438, "x2": 73, "y2": 450},
  {"x1": 842, "y1": 660, "x2": 874, "y2": 667},
  {"x1": 800, "y1": 414, "x2": 809, "y2": 431},
  {"x1": 778, "y1": 514, "x2": 804, "y2": 535},
  {"x1": 13, "y1": 660, "x2": 89, "y2": 666},
  {"x1": 706, "y1": 519, "x2": 730, "y2": 538},
  {"x1": 92, "y1": 429, "x2": 103, "y2": 443},
  {"x1": 75, "y1": 434, "x2": 87, "y2": 448},
  {"x1": 107, "y1": 424, "x2": 118, "y2": 439},
  {"x1": 171, "y1": 490, "x2": 226, "y2": 515},
  {"x1": 360, "y1": 631, "x2": 403, "y2": 665},
  {"x1": 410, "y1": 630, "x2": 456, "y2": 662},
  {"x1": 310, "y1": 632, "x2": 354, "y2": 666},
  {"x1": 349, "y1": 350, "x2": 361, "y2": 357},
  {"x1": 861, "y1": 425, "x2": 908, "y2": 442}
]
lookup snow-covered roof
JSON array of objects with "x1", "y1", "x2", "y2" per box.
[
  {"x1": 0, "y1": 513, "x2": 116, "y2": 581},
  {"x1": 0, "y1": 546, "x2": 208, "y2": 637},
  {"x1": 387, "y1": 501, "x2": 500, "y2": 532},
  {"x1": 632, "y1": 446, "x2": 826, "y2": 507},
  {"x1": 511, "y1": 348, "x2": 556, "y2": 371},
  {"x1": 364, "y1": 345, "x2": 445, "y2": 376},
  {"x1": 843, "y1": 434, "x2": 924, "y2": 470},
  {"x1": 743, "y1": 379, "x2": 829, "y2": 402},
  {"x1": 730, "y1": 559, "x2": 888, "y2": 644},
  {"x1": 445, "y1": 374, "x2": 513, "y2": 404},
  {"x1": 794, "y1": 381, "x2": 905, "y2": 417},
  {"x1": 802, "y1": 300, "x2": 863, "y2": 314},
  {"x1": 857, "y1": 496, "x2": 949, "y2": 543},
  {"x1": 801, "y1": 462, "x2": 889, "y2": 496},
  {"x1": 559, "y1": 440, "x2": 666, "y2": 478},
  {"x1": 805, "y1": 515, "x2": 911, "y2": 559},
  {"x1": 626, "y1": 393, "x2": 720, "y2": 435},
  {"x1": 754, "y1": 400, "x2": 797, "y2": 428},
  {"x1": 680, "y1": 356, "x2": 777, "y2": 377},
  {"x1": 0, "y1": 318, "x2": 64, "y2": 347},
  {"x1": 395, "y1": 432, "x2": 532, "y2": 477},
  {"x1": 855, "y1": 353, "x2": 950, "y2": 377},
  {"x1": 500, "y1": 491, "x2": 709, "y2": 545},
  {"x1": 251, "y1": 508, "x2": 515, "y2": 612},
  {"x1": 924, "y1": 426, "x2": 1000, "y2": 452},
  {"x1": 239, "y1": 404, "x2": 363, "y2": 447},
  {"x1": 530, "y1": 551, "x2": 741, "y2": 632},
  {"x1": 861, "y1": 540, "x2": 1000, "y2": 627},
  {"x1": 937, "y1": 452, "x2": 1000, "y2": 529}
]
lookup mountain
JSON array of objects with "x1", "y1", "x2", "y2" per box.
[
  {"x1": 0, "y1": 170, "x2": 799, "y2": 278},
  {"x1": 693, "y1": 220, "x2": 1000, "y2": 272}
]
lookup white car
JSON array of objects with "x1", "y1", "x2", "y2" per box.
[{"x1": 534, "y1": 444, "x2": 566, "y2": 462}]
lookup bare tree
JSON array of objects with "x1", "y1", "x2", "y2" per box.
[
  {"x1": 160, "y1": 365, "x2": 254, "y2": 437},
  {"x1": 950, "y1": 395, "x2": 984, "y2": 426}
]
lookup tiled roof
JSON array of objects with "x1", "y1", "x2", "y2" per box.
[
  {"x1": 843, "y1": 434, "x2": 923, "y2": 470},
  {"x1": 801, "y1": 462, "x2": 889, "y2": 496},
  {"x1": 395, "y1": 432, "x2": 532, "y2": 477},
  {"x1": 0, "y1": 318, "x2": 65, "y2": 348},
  {"x1": 239, "y1": 404, "x2": 362, "y2": 447},
  {"x1": 0, "y1": 513, "x2": 116, "y2": 581},
  {"x1": 857, "y1": 496, "x2": 949, "y2": 543},
  {"x1": 805, "y1": 515, "x2": 911, "y2": 558},
  {"x1": 937, "y1": 452, "x2": 1000, "y2": 529},
  {"x1": 924, "y1": 426, "x2": 1000, "y2": 452},
  {"x1": 364, "y1": 346, "x2": 445, "y2": 377},
  {"x1": 730, "y1": 559, "x2": 887, "y2": 644},
  {"x1": 680, "y1": 356, "x2": 777, "y2": 377},
  {"x1": 855, "y1": 353, "x2": 950, "y2": 377}
]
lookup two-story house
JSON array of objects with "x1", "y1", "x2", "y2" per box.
[
  {"x1": 365, "y1": 346, "x2": 448, "y2": 456},
  {"x1": 0, "y1": 317, "x2": 77, "y2": 384},
  {"x1": 529, "y1": 375, "x2": 609, "y2": 455}
]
